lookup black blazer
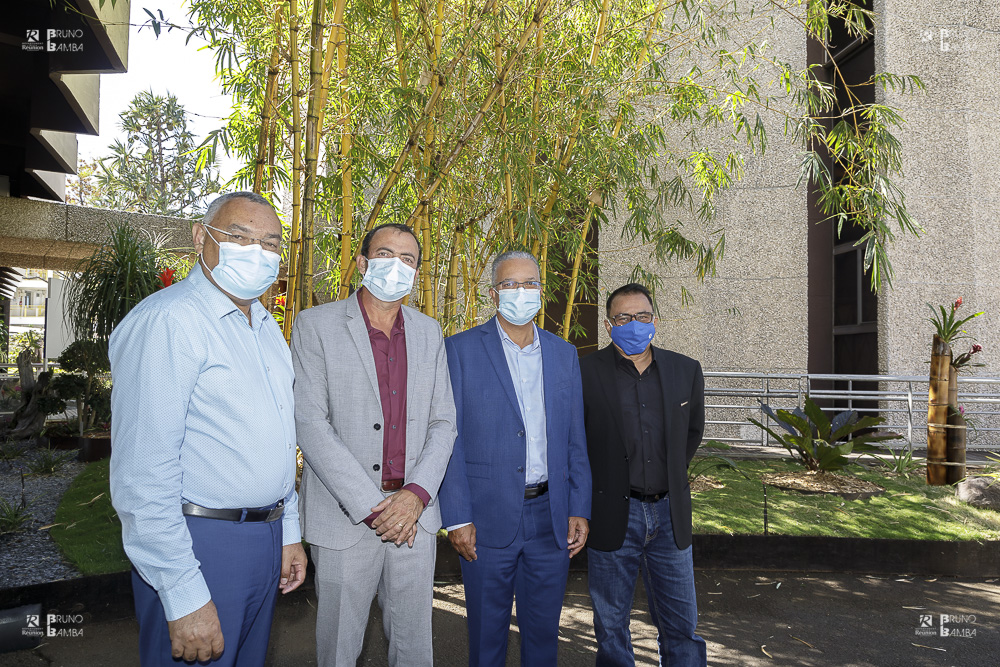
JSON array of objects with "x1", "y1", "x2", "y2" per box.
[{"x1": 581, "y1": 344, "x2": 704, "y2": 551}]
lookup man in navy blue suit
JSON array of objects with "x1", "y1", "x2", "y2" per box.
[{"x1": 439, "y1": 250, "x2": 591, "y2": 667}]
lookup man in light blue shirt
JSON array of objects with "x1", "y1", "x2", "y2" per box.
[
  {"x1": 110, "y1": 191, "x2": 307, "y2": 666},
  {"x1": 439, "y1": 250, "x2": 591, "y2": 666}
]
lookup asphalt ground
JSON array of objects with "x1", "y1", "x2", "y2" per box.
[{"x1": 2, "y1": 569, "x2": 997, "y2": 666}]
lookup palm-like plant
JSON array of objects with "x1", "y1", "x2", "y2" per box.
[
  {"x1": 750, "y1": 397, "x2": 902, "y2": 472},
  {"x1": 66, "y1": 221, "x2": 162, "y2": 344}
]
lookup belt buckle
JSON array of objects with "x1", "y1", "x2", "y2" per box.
[{"x1": 381, "y1": 478, "x2": 404, "y2": 492}]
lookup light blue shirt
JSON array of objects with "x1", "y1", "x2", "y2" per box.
[
  {"x1": 109, "y1": 266, "x2": 300, "y2": 622},
  {"x1": 496, "y1": 317, "x2": 548, "y2": 485}
]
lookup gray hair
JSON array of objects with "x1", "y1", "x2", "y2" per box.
[
  {"x1": 491, "y1": 250, "x2": 540, "y2": 285},
  {"x1": 201, "y1": 191, "x2": 273, "y2": 227}
]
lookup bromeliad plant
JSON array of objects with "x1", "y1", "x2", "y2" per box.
[
  {"x1": 750, "y1": 397, "x2": 902, "y2": 472},
  {"x1": 927, "y1": 298, "x2": 984, "y2": 346}
]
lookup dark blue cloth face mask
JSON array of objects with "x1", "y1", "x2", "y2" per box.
[{"x1": 609, "y1": 320, "x2": 655, "y2": 356}]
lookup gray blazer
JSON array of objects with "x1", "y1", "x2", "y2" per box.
[{"x1": 290, "y1": 294, "x2": 457, "y2": 550}]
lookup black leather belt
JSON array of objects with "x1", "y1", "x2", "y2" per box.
[
  {"x1": 181, "y1": 500, "x2": 284, "y2": 523},
  {"x1": 525, "y1": 481, "x2": 548, "y2": 499},
  {"x1": 630, "y1": 490, "x2": 667, "y2": 503}
]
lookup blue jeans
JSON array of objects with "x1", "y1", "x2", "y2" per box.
[{"x1": 588, "y1": 496, "x2": 706, "y2": 667}]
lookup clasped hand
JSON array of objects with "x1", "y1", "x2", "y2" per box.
[{"x1": 371, "y1": 489, "x2": 423, "y2": 546}]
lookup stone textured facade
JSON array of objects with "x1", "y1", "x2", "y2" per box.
[
  {"x1": 875, "y1": 0, "x2": 1000, "y2": 377},
  {"x1": 598, "y1": 9, "x2": 809, "y2": 374}
]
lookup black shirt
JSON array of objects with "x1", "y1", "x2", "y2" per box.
[{"x1": 614, "y1": 349, "x2": 668, "y2": 495}]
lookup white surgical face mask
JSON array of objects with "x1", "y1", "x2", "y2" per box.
[
  {"x1": 202, "y1": 233, "x2": 280, "y2": 300},
  {"x1": 362, "y1": 257, "x2": 416, "y2": 302},
  {"x1": 497, "y1": 288, "x2": 541, "y2": 326}
]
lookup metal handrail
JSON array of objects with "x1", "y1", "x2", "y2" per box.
[{"x1": 703, "y1": 372, "x2": 1000, "y2": 451}]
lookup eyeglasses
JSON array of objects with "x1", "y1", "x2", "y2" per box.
[
  {"x1": 609, "y1": 312, "x2": 654, "y2": 326},
  {"x1": 494, "y1": 280, "x2": 542, "y2": 291},
  {"x1": 204, "y1": 224, "x2": 281, "y2": 253}
]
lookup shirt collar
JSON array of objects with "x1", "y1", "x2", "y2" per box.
[
  {"x1": 357, "y1": 290, "x2": 405, "y2": 336},
  {"x1": 187, "y1": 262, "x2": 268, "y2": 329},
  {"x1": 495, "y1": 316, "x2": 539, "y2": 352}
]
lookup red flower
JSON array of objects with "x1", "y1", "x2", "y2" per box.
[
  {"x1": 953, "y1": 297, "x2": 963, "y2": 310},
  {"x1": 275, "y1": 294, "x2": 286, "y2": 308},
  {"x1": 973, "y1": 343, "x2": 983, "y2": 354},
  {"x1": 158, "y1": 268, "x2": 176, "y2": 289}
]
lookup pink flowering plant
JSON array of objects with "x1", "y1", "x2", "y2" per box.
[
  {"x1": 952, "y1": 343, "x2": 985, "y2": 372},
  {"x1": 927, "y1": 297, "x2": 983, "y2": 346}
]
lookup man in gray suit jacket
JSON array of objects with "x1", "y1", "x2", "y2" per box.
[{"x1": 291, "y1": 223, "x2": 457, "y2": 667}]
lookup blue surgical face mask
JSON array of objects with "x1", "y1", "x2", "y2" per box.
[
  {"x1": 497, "y1": 288, "x2": 541, "y2": 326},
  {"x1": 202, "y1": 234, "x2": 280, "y2": 300},
  {"x1": 609, "y1": 319, "x2": 655, "y2": 355},
  {"x1": 362, "y1": 257, "x2": 416, "y2": 302}
]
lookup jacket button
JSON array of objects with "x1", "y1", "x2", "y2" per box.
[
  {"x1": 517, "y1": 430, "x2": 525, "y2": 438},
  {"x1": 517, "y1": 466, "x2": 524, "y2": 473},
  {"x1": 374, "y1": 424, "x2": 381, "y2": 431},
  {"x1": 373, "y1": 464, "x2": 380, "y2": 472},
  {"x1": 623, "y1": 496, "x2": 628, "y2": 501}
]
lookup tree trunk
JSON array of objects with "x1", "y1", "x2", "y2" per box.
[
  {"x1": 7, "y1": 351, "x2": 49, "y2": 442},
  {"x1": 926, "y1": 335, "x2": 951, "y2": 485}
]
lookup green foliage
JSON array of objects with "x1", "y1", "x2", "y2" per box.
[
  {"x1": 0, "y1": 495, "x2": 31, "y2": 535},
  {"x1": 927, "y1": 299, "x2": 983, "y2": 346},
  {"x1": 0, "y1": 439, "x2": 25, "y2": 469},
  {"x1": 10, "y1": 329, "x2": 42, "y2": 362},
  {"x1": 66, "y1": 221, "x2": 161, "y2": 344},
  {"x1": 50, "y1": 458, "x2": 130, "y2": 575},
  {"x1": 691, "y1": 458, "x2": 1000, "y2": 541},
  {"x1": 749, "y1": 397, "x2": 901, "y2": 472},
  {"x1": 178, "y1": 0, "x2": 921, "y2": 324},
  {"x1": 51, "y1": 340, "x2": 113, "y2": 435},
  {"x1": 27, "y1": 448, "x2": 75, "y2": 476},
  {"x1": 91, "y1": 91, "x2": 221, "y2": 217},
  {"x1": 875, "y1": 446, "x2": 921, "y2": 477}
]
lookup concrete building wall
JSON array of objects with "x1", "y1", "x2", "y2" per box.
[
  {"x1": 875, "y1": 0, "x2": 1000, "y2": 377},
  {"x1": 598, "y1": 8, "x2": 809, "y2": 375}
]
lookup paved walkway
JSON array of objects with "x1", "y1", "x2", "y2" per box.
[{"x1": 2, "y1": 570, "x2": 997, "y2": 666}]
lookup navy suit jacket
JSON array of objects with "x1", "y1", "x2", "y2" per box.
[{"x1": 439, "y1": 317, "x2": 591, "y2": 550}]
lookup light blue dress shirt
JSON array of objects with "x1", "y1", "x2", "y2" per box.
[
  {"x1": 109, "y1": 266, "x2": 300, "y2": 622},
  {"x1": 496, "y1": 317, "x2": 548, "y2": 485}
]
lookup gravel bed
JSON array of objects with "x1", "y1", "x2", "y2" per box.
[{"x1": 0, "y1": 442, "x2": 86, "y2": 590}]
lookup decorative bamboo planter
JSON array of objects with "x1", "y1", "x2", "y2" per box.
[{"x1": 927, "y1": 335, "x2": 951, "y2": 485}]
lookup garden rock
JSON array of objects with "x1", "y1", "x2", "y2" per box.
[{"x1": 955, "y1": 476, "x2": 1000, "y2": 511}]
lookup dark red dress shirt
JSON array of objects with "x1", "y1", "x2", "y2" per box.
[{"x1": 358, "y1": 292, "x2": 429, "y2": 527}]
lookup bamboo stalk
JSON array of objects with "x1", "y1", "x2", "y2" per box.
[
  {"x1": 405, "y1": 0, "x2": 553, "y2": 228},
  {"x1": 522, "y1": 24, "x2": 543, "y2": 247},
  {"x1": 362, "y1": 0, "x2": 500, "y2": 231},
  {"x1": 254, "y1": 4, "x2": 284, "y2": 193},
  {"x1": 495, "y1": 0, "x2": 513, "y2": 242},
  {"x1": 945, "y1": 365, "x2": 967, "y2": 484},
  {"x1": 334, "y1": 0, "x2": 354, "y2": 299},
  {"x1": 284, "y1": 0, "x2": 303, "y2": 340},
  {"x1": 419, "y1": 0, "x2": 443, "y2": 316},
  {"x1": 390, "y1": 0, "x2": 409, "y2": 88},
  {"x1": 560, "y1": 0, "x2": 666, "y2": 339},
  {"x1": 297, "y1": 0, "x2": 328, "y2": 316},
  {"x1": 927, "y1": 334, "x2": 951, "y2": 485}
]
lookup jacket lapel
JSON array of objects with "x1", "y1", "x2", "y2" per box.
[
  {"x1": 482, "y1": 317, "x2": 523, "y2": 423},
  {"x1": 597, "y1": 345, "x2": 628, "y2": 441},
  {"x1": 345, "y1": 295, "x2": 383, "y2": 411}
]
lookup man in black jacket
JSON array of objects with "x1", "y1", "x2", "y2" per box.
[{"x1": 581, "y1": 283, "x2": 707, "y2": 666}]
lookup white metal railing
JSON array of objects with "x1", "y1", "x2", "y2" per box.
[
  {"x1": 704, "y1": 372, "x2": 1000, "y2": 451},
  {"x1": 10, "y1": 305, "x2": 45, "y2": 317}
]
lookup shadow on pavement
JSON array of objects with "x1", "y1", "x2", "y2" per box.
[{"x1": 2, "y1": 570, "x2": 998, "y2": 666}]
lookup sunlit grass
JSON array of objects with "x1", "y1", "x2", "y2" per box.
[
  {"x1": 692, "y1": 458, "x2": 1000, "y2": 541},
  {"x1": 50, "y1": 458, "x2": 130, "y2": 575}
]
